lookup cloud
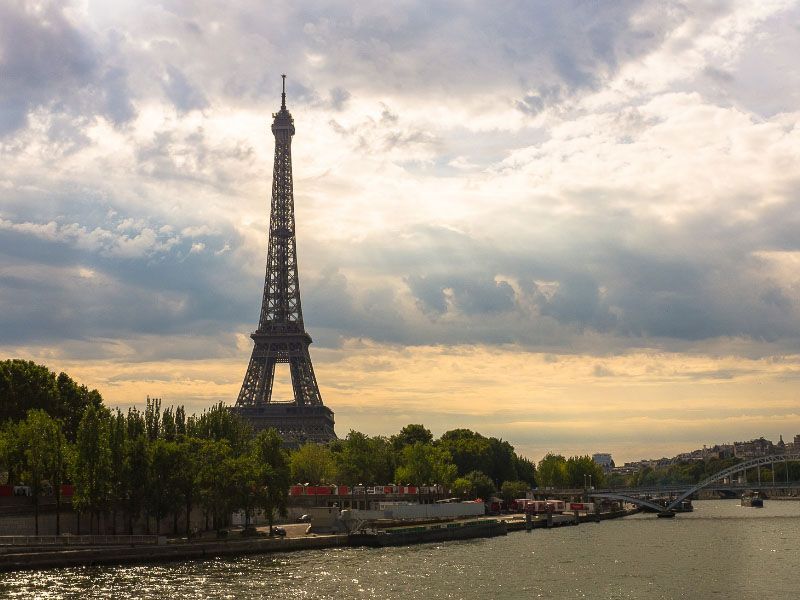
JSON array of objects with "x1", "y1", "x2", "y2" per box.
[
  {"x1": 0, "y1": 0, "x2": 135, "y2": 135},
  {"x1": 2, "y1": 0, "x2": 800, "y2": 457}
]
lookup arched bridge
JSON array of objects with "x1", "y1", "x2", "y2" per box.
[{"x1": 590, "y1": 453, "x2": 800, "y2": 515}]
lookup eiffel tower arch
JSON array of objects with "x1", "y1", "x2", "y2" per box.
[{"x1": 232, "y1": 75, "x2": 336, "y2": 445}]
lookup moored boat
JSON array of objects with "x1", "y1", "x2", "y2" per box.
[{"x1": 741, "y1": 491, "x2": 764, "y2": 507}]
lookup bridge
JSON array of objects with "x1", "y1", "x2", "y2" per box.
[{"x1": 589, "y1": 453, "x2": 800, "y2": 515}]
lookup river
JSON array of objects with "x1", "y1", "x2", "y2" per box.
[{"x1": 2, "y1": 499, "x2": 798, "y2": 599}]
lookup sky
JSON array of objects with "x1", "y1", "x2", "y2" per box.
[{"x1": 1, "y1": 0, "x2": 800, "y2": 463}]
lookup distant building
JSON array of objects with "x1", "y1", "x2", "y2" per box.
[
  {"x1": 734, "y1": 437, "x2": 774, "y2": 458},
  {"x1": 592, "y1": 453, "x2": 614, "y2": 472}
]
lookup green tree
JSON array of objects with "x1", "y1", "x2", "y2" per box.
[
  {"x1": 513, "y1": 455, "x2": 537, "y2": 486},
  {"x1": 144, "y1": 397, "x2": 161, "y2": 441},
  {"x1": 0, "y1": 360, "x2": 60, "y2": 424},
  {"x1": 228, "y1": 454, "x2": 259, "y2": 529},
  {"x1": 109, "y1": 410, "x2": 127, "y2": 533},
  {"x1": 252, "y1": 429, "x2": 291, "y2": 534},
  {"x1": 0, "y1": 421, "x2": 25, "y2": 484},
  {"x1": 394, "y1": 442, "x2": 457, "y2": 487},
  {"x1": 175, "y1": 437, "x2": 203, "y2": 535},
  {"x1": 0, "y1": 360, "x2": 101, "y2": 442},
  {"x1": 122, "y1": 434, "x2": 149, "y2": 534},
  {"x1": 500, "y1": 480, "x2": 530, "y2": 502},
  {"x1": 289, "y1": 442, "x2": 337, "y2": 484},
  {"x1": 464, "y1": 470, "x2": 496, "y2": 500},
  {"x1": 55, "y1": 372, "x2": 102, "y2": 442},
  {"x1": 72, "y1": 404, "x2": 113, "y2": 533},
  {"x1": 437, "y1": 429, "x2": 493, "y2": 477},
  {"x1": 566, "y1": 455, "x2": 605, "y2": 488},
  {"x1": 197, "y1": 439, "x2": 234, "y2": 533},
  {"x1": 451, "y1": 477, "x2": 472, "y2": 497},
  {"x1": 146, "y1": 439, "x2": 183, "y2": 535},
  {"x1": 537, "y1": 453, "x2": 568, "y2": 488},
  {"x1": 18, "y1": 410, "x2": 66, "y2": 534},
  {"x1": 332, "y1": 431, "x2": 394, "y2": 485},
  {"x1": 188, "y1": 402, "x2": 252, "y2": 453},
  {"x1": 391, "y1": 424, "x2": 433, "y2": 450}
]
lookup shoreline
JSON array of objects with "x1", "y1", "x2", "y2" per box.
[{"x1": 0, "y1": 510, "x2": 635, "y2": 573}]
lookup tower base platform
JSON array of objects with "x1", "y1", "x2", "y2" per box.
[{"x1": 231, "y1": 404, "x2": 337, "y2": 446}]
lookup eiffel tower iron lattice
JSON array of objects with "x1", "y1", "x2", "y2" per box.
[{"x1": 233, "y1": 75, "x2": 336, "y2": 444}]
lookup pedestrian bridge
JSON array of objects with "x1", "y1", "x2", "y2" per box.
[{"x1": 590, "y1": 453, "x2": 800, "y2": 514}]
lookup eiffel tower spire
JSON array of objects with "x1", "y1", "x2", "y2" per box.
[{"x1": 233, "y1": 76, "x2": 336, "y2": 444}]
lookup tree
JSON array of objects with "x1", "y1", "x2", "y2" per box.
[
  {"x1": 197, "y1": 439, "x2": 234, "y2": 533},
  {"x1": 109, "y1": 410, "x2": 127, "y2": 533},
  {"x1": 144, "y1": 397, "x2": 161, "y2": 441},
  {"x1": 500, "y1": 480, "x2": 530, "y2": 502},
  {"x1": 252, "y1": 429, "x2": 291, "y2": 534},
  {"x1": 513, "y1": 455, "x2": 537, "y2": 486},
  {"x1": 0, "y1": 421, "x2": 25, "y2": 485},
  {"x1": 146, "y1": 439, "x2": 183, "y2": 535},
  {"x1": 188, "y1": 402, "x2": 252, "y2": 453},
  {"x1": 437, "y1": 429, "x2": 493, "y2": 477},
  {"x1": 55, "y1": 372, "x2": 102, "y2": 442},
  {"x1": 464, "y1": 470, "x2": 495, "y2": 500},
  {"x1": 537, "y1": 454, "x2": 568, "y2": 488},
  {"x1": 332, "y1": 431, "x2": 394, "y2": 485},
  {"x1": 0, "y1": 360, "x2": 101, "y2": 442},
  {"x1": 0, "y1": 360, "x2": 60, "y2": 424},
  {"x1": 122, "y1": 434, "x2": 149, "y2": 534},
  {"x1": 451, "y1": 477, "x2": 472, "y2": 497},
  {"x1": 289, "y1": 443, "x2": 337, "y2": 484},
  {"x1": 175, "y1": 437, "x2": 203, "y2": 535},
  {"x1": 394, "y1": 442, "x2": 457, "y2": 487},
  {"x1": 72, "y1": 404, "x2": 113, "y2": 533},
  {"x1": 565, "y1": 455, "x2": 605, "y2": 488},
  {"x1": 391, "y1": 424, "x2": 433, "y2": 450},
  {"x1": 18, "y1": 410, "x2": 65, "y2": 534},
  {"x1": 228, "y1": 454, "x2": 259, "y2": 529}
]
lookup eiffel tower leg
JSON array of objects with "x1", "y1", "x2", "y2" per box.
[
  {"x1": 289, "y1": 356, "x2": 322, "y2": 407},
  {"x1": 238, "y1": 353, "x2": 276, "y2": 405},
  {"x1": 257, "y1": 357, "x2": 276, "y2": 404}
]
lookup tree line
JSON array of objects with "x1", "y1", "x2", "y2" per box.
[
  {"x1": 0, "y1": 395, "x2": 290, "y2": 536},
  {"x1": 1, "y1": 360, "x2": 624, "y2": 537}
]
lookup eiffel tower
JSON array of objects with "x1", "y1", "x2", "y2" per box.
[{"x1": 232, "y1": 75, "x2": 336, "y2": 444}]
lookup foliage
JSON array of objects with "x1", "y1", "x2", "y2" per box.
[
  {"x1": 463, "y1": 470, "x2": 496, "y2": 500},
  {"x1": 251, "y1": 429, "x2": 291, "y2": 532},
  {"x1": 146, "y1": 439, "x2": 183, "y2": 534},
  {"x1": 391, "y1": 424, "x2": 433, "y2": 450},
  {"x1": 17, "y1": 410, "x2": 67, "y2": 534},
  {"x1": 565, "y1": 455, "x2": 605, "y2": 488},
  {"x1": 331, "y1": 431, "x2": 395, "y2": 485},
  {"x1": 196, "y1": 439, "x2": 234, "y2": 532},
  {"x1": 188, "y1": 402, "x2": 252, "y2": 453},
  {"x1": 72, "y1": 404, "x2": 113, "y2": 531},
  {"x1": 0, "y1": 360, "x2": 101, "y2": 441},
  {"x1": 500, "y1": 480, "x2": 530, "y2": 502},
  {"x1": 289, "y1": 442, "x2": 337, "y2": 484},
  {"x1": 394, "y1": 442, "x2": 457, "y2": 486},
  {"x1": 537, "y1": 453, "x2": 568, "y2": 488},
  {"x1": 436, "y1": 428, "x2": 534, "y2": 487}
]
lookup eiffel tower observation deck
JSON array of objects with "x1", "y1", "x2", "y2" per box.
[{"x1": 232, "y1": 75, "x2": 336, "y2": 445}]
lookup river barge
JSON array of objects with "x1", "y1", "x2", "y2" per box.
[
  {"x1": 741, "y1": 491, "x2": 764, "y2": 507},
  {"x1": 349, "y1": 518, "x2": 506, "y2": 547}
]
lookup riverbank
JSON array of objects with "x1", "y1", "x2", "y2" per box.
[{"x1": 0, "y1": 510, "x2": 636, "y2": 572}]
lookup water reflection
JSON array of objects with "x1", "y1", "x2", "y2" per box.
[{"x1": 1, "y1": 500, "x2": 798, "y2": 599}]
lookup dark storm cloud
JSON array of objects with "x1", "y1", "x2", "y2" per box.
[
  {"x1": 0, "y1": 198, "x2": 259, "y2": 349},
  {"x1": 295, "y1": 194, "x2": 800, "y2": 353}
]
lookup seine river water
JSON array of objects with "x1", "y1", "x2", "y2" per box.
[{"x1": 2, "y1": 499, "x2": 799, "y2": 599}]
